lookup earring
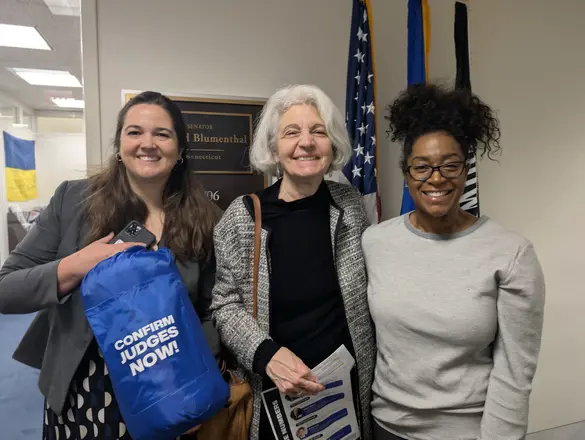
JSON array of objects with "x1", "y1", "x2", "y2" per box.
[
  {"x1": 177, "y1": 157, "x2": 184, "y2": 165},
  {"x1": 116, "y1": 153, "x2": 122, "y2": 162},
  {"x1": 275, "y1": 163, "x2": 283, "y2": 178}
]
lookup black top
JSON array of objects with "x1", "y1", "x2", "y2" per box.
[{"x1": 251, "y1": 179, "x2": 353, "y2": 376}]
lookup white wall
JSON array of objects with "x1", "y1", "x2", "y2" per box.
[
  {"x1": 3, "y1": 133, "x2": 87, "y2": 211},
  {"x1": 82, "y1": 0, "x2": 584, "y2": 434},
  {"x1": 33, "y1": 133, "x2": 87, "y2": 205},
  {"x1": 0, "y1": 127, "x2": 87, "y2": 263},
  {"x1": 0, "y1": 90, "x2": 34, "y2": 119},
  {"x1": 82, "y1": 0, "x2": 405, "y2": 219},
  {"x1": 87, "y1": 0, "x2": 351, "y2": 161},
  {"x1": 468, "y1": 0, "x2": 585, "y2": 432},
  {"x1": 407, "y1": 0, "x2": 585, "y2": 432},
  {"x1": 36, "y1": 116, "x2": 84, "y2": 134},
  {"x1": 394, "y1": 0, "x2": 585, "y2": 432}
]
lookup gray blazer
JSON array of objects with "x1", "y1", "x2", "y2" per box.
[
  {"x1": 0, "y1": 179, "x2": 219, "y2": 416},
  {"x1": 211, "y1": 181, "x2": 376, "y2": 440}
]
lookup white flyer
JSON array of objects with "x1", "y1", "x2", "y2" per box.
[{"x1": 261, "y1": 345, "x2": 360, "y2": 440}]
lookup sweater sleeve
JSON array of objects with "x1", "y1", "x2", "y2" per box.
[
  {"x1": 480, "y1": 241, "x2": 545, "y2": 439},
  {"x1": 253, "y1": 339, "x2": 281, "y2": 376},
  {"x1": 210, "y1": 203, "x2": 274, "y2": 373},
  {"x1": 0, "y1": 181, "x2": 68, "y2": 314}
]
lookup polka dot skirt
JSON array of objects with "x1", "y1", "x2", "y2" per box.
[{"x1": 43, "y1": 340, "x2": 131, "y2": 440}]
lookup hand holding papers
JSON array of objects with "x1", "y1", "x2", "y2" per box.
[{"x1": 262, "y1": 345, "x2": 360, "y2": 440}]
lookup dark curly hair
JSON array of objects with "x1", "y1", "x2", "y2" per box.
[{"x1": 386, "y1": 83, "x2": 501, "y2": 171}]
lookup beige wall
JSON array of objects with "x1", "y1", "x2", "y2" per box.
[
  {"x1": 33, "y1": 132, "x2": 87, "y2": 204},
  {"x1": 468, "y1": 0, "x2": 585, "y2": 431},
  {"x1": 82, "y1": 0, "x2": 407, "y2": 216},
  {"x1": 36, "y1": 115, "x2": 84, "y2": 134},
  {"x1": 81, "y1": 0, "x2": 584, "y2": 433},
  {"x1": 0, "y1": 126, "x2": 87, "y2": 264}
]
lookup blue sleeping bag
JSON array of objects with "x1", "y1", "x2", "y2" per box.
[{"x1": 80, "y1": 246, "x2": 230, "y2": 440}]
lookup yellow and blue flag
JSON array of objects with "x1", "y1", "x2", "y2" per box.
[
  {"x1": 3, "y1": 131, "x2": 38, "y2": 201},
  {"x1": 400, "y1": 0, "x2": 431, "y2": 215}
]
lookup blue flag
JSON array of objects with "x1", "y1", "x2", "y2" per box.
[
  {"x1": 400, "y1": 0, "x2": 430, "y2": 214},
  {"x1": 343, "y1": 0, "x2": 380, "y2": 224}
]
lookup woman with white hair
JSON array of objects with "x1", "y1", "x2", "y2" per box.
[{"x1": 211, "y1": 84, "x2": 375, "y2": 440}]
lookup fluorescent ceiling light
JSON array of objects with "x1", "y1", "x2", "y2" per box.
[
  {"x1": 8, "y1": 68, "x2": 82, "y2": 87},
  {"x1": 0, "y1": 24, "x2": 51, "y2": 50},
  {"x1": 51, "y1": 97, "x2": 84, "y2": 109},
  {"x1": 43, "y1": 0, "x2": 80, "y2": 17}
]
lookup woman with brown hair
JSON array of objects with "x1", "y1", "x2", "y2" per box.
[{"x1": 0, "y1": 91, "x2": 221, "y2": 439}]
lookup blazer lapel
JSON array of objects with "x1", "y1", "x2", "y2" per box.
[{"x1": 329, "y1": 204, "x2": 342, "y2": 263}]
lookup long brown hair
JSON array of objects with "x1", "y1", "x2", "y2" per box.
[{"x1": 84, "y1": 91, "x2": 218, "y2": 262}]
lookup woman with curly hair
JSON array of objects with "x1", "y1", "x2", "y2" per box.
[{"x1": 362, "y1": 84, "x2": 545, "y2": 440}]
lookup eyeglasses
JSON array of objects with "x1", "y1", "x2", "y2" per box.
[{"x1": 406, "y1": 161, "x2": 466, "y2": 181}]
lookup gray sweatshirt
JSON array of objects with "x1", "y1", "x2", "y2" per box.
[{"x1": 362, "y1": 215, "x2": 545, "y2": 440}]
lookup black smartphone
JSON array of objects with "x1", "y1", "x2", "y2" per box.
[{"x1": 109, "y1": 221, "x2": 156, "y2": 249}]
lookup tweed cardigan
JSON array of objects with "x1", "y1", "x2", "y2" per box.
[{"x1": 211, "y1": 180, "x2": 376, "y2": 440}]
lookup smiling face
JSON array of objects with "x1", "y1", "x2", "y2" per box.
[
  {"x1": 275, "y1": 104, "x2": 333, "y2": 183},
  {"x1": 118, "y1": 103, "x2": 181, "y2": 184},
  {"x1": 405, "y1": 132, "x2": 468, "y2": 218}
]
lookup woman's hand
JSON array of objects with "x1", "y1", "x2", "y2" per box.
[
  {"x1": 183, "y1": 424, "x2": 201, "y2": 436},
  {"x1": 266, "y1": 347, "x2": 325, "y2": 397},
  {"x1": 57, "y1": 232, "x2": 144, "y2": 295}
]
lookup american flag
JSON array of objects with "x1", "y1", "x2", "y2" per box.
[{"x1": 342, "y1": 0, "x2": 381, "y2": 224}]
